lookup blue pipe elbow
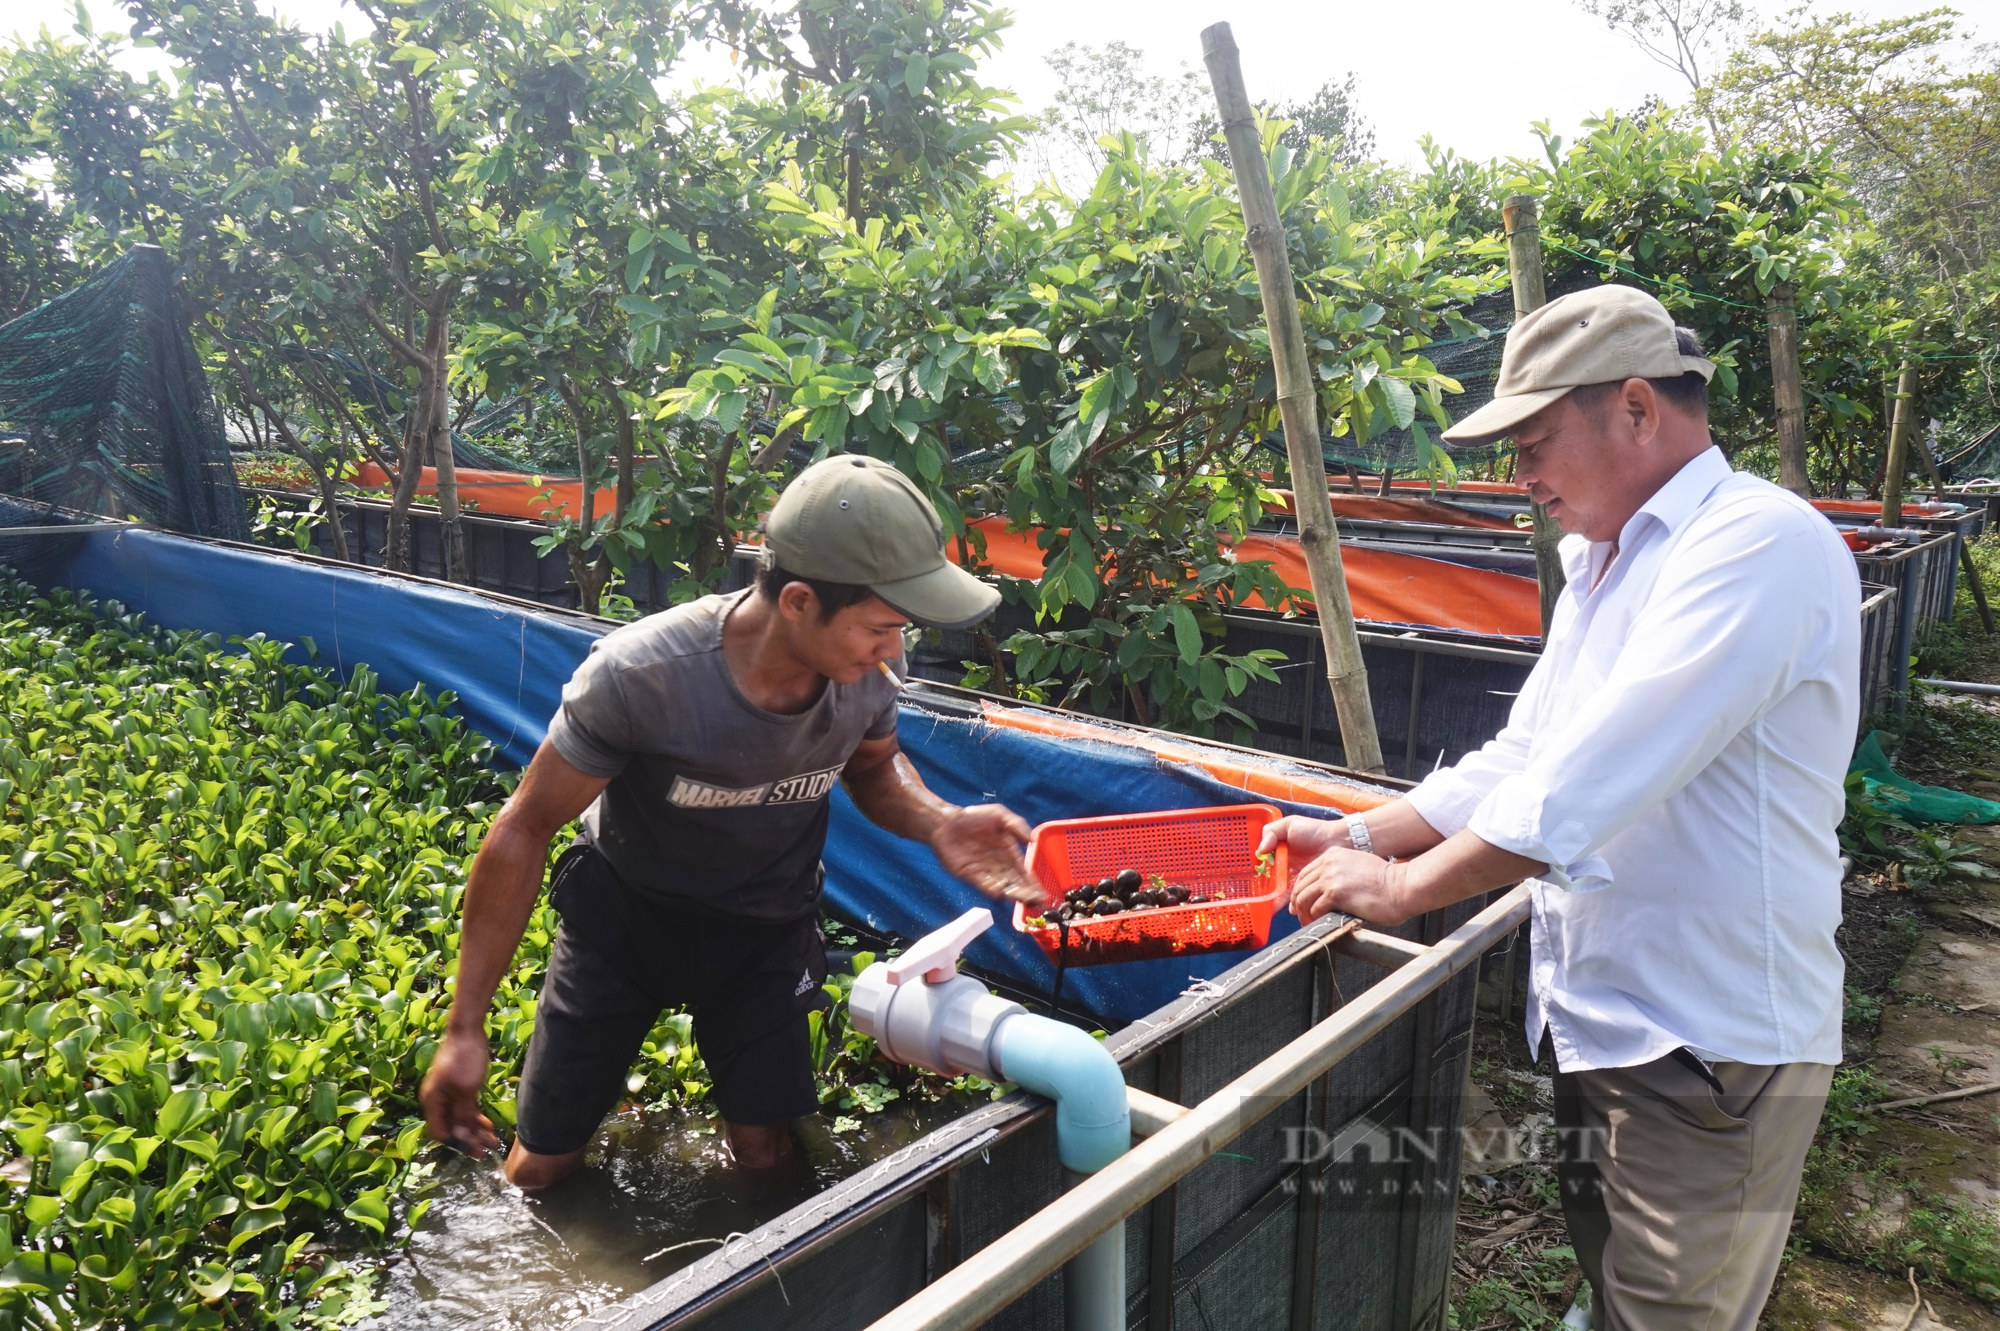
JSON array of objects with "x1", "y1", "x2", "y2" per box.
[{"x1": 995, "y1": 1014, "x2": 1131, "y2": 1174}]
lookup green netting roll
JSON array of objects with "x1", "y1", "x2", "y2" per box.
[{"x1": 0, "y1": 244, "x2": 250, "y2": 570}]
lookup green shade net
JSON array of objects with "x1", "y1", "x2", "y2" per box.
[
  {"x1": 1850, "y1": 729, "x2": 2000, "y2": 824},
  {"x1": 1297, "y1": 276, "x2": 1640, "y2": 477},
  {"x1": 0, "y1": 244, "x2": 249, "y2": 571},
  {"x1": 1939, "y1": 422, "x2": 2000, "y2": 484},
  {"x1": 297, "y1": 345, "x2": 533, "y2": 473},
  {"x1": 1266, "y1": 289, "x2": 1543, "y2": 476}
]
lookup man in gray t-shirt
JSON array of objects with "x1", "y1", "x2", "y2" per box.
[
  {"x1": 545, "y1": 588, "x2": 901, "y2": 921},
  {"x1": 420, "y1": 456, "x2": 1037, "y2": 1187}
]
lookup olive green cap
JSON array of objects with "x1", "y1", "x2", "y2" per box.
[
  {"x1": 764, "y1": 455, "x2": 1000, "y2": 630},
  {"x1": 1442, "y1": 284, "x2": 1716, "y2": 444}
]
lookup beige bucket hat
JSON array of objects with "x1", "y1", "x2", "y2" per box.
[
  {"x1": 764, "y1": 454, "x2": 1001, "y2": 630},
  {"x1": 1442, "y1": 285, "x2": 1716, "y2": 444}
]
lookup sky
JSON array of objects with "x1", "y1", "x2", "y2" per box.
[{"x1": 5, "y1": 0, "x2": 1997, "y2": 166}]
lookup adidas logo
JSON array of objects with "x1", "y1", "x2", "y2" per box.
[{"x1": 794, "y1": 969, "x2": 815, "y2": 996}]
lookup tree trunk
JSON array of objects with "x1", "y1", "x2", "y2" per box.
[
  {"x1": 1767, "y1": 284, "x2": 1810, "y2": 498},
  {"x1": 261, "y1": 408, "x2": 352, "y2": 563},
  {"x1": 1502, "y1": 193, "x2": 1566, "y2": 638},
  {"x1": 558, "y1": 378, "x2": 611, "y2": 615},
  {"x1": 426, "y1": 308, "x2": 466, "y2": 582},
  {"x1": 1203, "y1": 22, "x2": 1383, "y2": 774},
  {"x1": 230, "y1": 370, "x2": 354, "y2": 565},
  {"x1": 383, "y1": 385, "x2": 428, "y2": 572},
  {"x1": 609, "y1": 384, "x2": 635, "y2": 524},
  {"x1": 313, "y1": 468, "x2": 351, "y2": 562}
]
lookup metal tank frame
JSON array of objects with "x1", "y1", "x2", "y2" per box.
[{"x1": 576, "y1": 886, "x2": 1530, "y2": 1331}]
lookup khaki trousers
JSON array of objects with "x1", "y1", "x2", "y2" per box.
[{"x1": 1552, "y1": 1049, "x2": 1833, "y2": 1331}]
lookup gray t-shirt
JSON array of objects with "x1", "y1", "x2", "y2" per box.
[{"x1": 545, "y1": 590, "x2": 900, "y2": 921}]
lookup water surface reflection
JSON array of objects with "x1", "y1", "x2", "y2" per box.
[{"x1": 364, "y1": 1103, "x2": 963, "y2": 1329}]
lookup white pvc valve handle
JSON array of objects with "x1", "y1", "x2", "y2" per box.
[{"x1": 884, "y1": 907, "x2": 993, "y2": 985}]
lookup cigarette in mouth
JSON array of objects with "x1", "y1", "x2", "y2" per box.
[{"x1": 877, "y1": 660, "x2": 906, "y2": 688}]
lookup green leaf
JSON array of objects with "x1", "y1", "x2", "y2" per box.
[
  {"x1": 390, "y1": 44, "x2": 438, "y2": 76},
  {"x1": 343, "y1": 1186, "x2": 390, "y2": 1234},
  {"x1": 157, "y1": 1087, "x2": 207, "y2": 1139},
  {"x1": 1171, "y1": 604, "x2": 1202, "y2": 665},
  {"x1": 1148, "y1": 306, "x2": 1181, "y2": 367},
  {"x1": 616, "y1": 293, "x2": 665, "y2": 322},
  {"x1": 1064, "y1": 560, "x2": 1098, "y2": 609},
  {"x1": 186, "y1": 1263, "x2": 233, "y2": 1302},
  {"x1": 715, "y1": 349, "x2": 778, "y2": 376},
  {"x1": 47, "y1": 1139, "x2": 88, "y2": 1191},
  {"x1": 903, "y1": 52, "x2": 930, "y2": 97},
  {"x1": 1049, "y1": 420, "x2": 1087, "y2": 476},
  {"x1": 1, "y1": 1251, "x2": 74, "y2": 1291},
  {"x1": 624, "y1": 246, "x2": 654, "y2": 292},
  {"x1": 1379, "y1": 376, "x2": 1416, "y2": 430},
  {"x1": 1077, "y1": 372, "x2": 1114, "y2": 425},
  {"x1": 916, "y1": 355, "x2": 949, "y2": 400},
  {"x1": 712, "y1": 391, "x2": 749, "y2": 434},
  {"x1": 79, "y1": 1253, "x2": 137, "y2": 1289},
  {"x1": 227, "y1": 1209, "x2": 286, "y2": 1255}
]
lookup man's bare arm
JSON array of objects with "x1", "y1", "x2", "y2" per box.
[
  {"x1": 420, "y1": 740, "x2": 608, "y2": 1154},
  {"x1": 843, "y1": 734, "x2": 1037, "y2": 903}
]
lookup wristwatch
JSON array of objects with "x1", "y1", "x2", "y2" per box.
[{"x1": 1346, "y1": 814, "x2": 1373, "y2": 856}]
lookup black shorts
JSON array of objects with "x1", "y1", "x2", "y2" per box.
[{"x1": 513, "y1": 845, "x2": 829, "y2": 1156}]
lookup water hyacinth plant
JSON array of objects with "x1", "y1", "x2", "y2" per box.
[
  {"x1": 0, "y1": 578, "x2": 975, "y2": 1327},
  {"x1": 0, "y1": 579, "x2": 528, "y2": 1326}
]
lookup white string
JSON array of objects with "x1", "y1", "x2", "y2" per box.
[
  {"x1": 497, "y1": 617, "x2": 527, "y2": 758},
  {"x1": 643, "y1": 1230, "x2": 791, "y2": 1306}
]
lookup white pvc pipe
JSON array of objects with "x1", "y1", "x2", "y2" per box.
[
  {"x1": 847, "y1": 910, "x2": 1133, "y2": 1330},
  {"x1": 861, "y1": 886, "x2": 1535, "y2": 1331},
  {"x1": 1921, "y1": 677, "x2": 2000, "y2": 697},
  {"x1": 992, "y1": 1014, "x2": 1132, "y2": 1331}
]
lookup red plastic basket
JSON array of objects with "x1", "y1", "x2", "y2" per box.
[{"x1": 1011, "y1": 803, "x2": 1291, "y2": 966}]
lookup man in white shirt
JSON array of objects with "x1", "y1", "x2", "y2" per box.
[{"x1": 1264, "y1": 285, "x2": 1855, "y2": 1331}]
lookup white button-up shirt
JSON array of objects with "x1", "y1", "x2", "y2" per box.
[{"x1": 1407, "y1": 447, "x2": 1855, "y2": 1071}]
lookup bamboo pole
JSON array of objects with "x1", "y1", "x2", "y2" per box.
[
  {"x1": 1881, "y1": 359, "x2": 1917, "y2": 527},
  {"x1": 1767, "y1": 283, "x2": 1811, "y2": 499},
  {"x1": 1201, "y1": 23, "x2": 1384, "y2": 774},
  {"x1": 1501, "y1": 194, "x2": 1565, "y2": 637}
]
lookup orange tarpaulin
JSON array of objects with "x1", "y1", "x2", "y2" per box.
[
  {"x1": 348, "y1": 462, "x2": 614, "y2": 524},
  {"x1": 1231, "y1": 533, "x2": 1542, "y2": 638},
  {"x1": 955, "y1": 517, "x2": 1542, "y2": 640},
  {"x1": 959, "y1": 517, "x2": 1052, "y2": 580},
  {"x1": 338, "y1": 475, "x2": 1538, "y2": 639},
  {"x1": 1265, "y1": 489, "x2": 1522, "y2": 531},
  {"x1": 1810, "y1": 498, "x2": 1962, "y2": 519},
  {"x1": 1380, "y1": 478, "x2": 1526, "y2": 494},
  {"x1": 979, "y1": 704, "x2": 1394, "y2": 812}
]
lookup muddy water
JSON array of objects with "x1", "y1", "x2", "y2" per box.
[{"x1": 362, "y1": 1104, "x2": 965, "y2": 1330}]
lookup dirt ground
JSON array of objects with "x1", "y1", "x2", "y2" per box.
[{"x1": 1447, "y1": 681, "x2": 2000, "y2": 1329}]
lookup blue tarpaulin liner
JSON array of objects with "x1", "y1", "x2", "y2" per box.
[{"x1": 19, "y1": 516, "x2": 1386, "y2": 1024}]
